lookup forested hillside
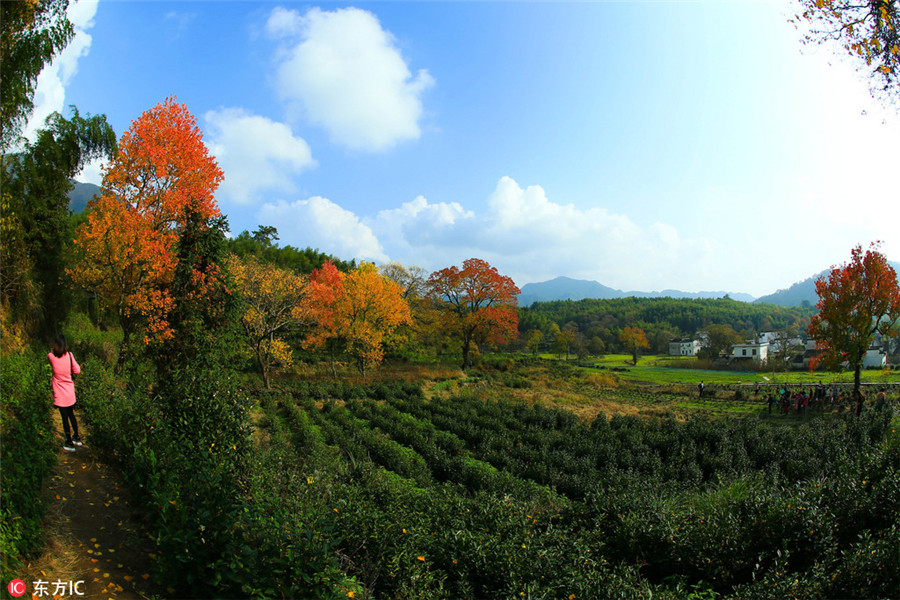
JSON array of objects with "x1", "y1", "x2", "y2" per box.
[
  {"x1": 226, "y1": 228, "x2": 356, "y2": 274},
  {"x1": 519, "y1": 296, "x2": 814, "y2": 354}
]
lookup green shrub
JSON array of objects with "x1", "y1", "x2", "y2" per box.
[
  {"x1": 0, "y1": 352, "x2": 56, "y2": 580},
  {"x1": 63, "y1": 312, "x2": 122, "y2": 367}
]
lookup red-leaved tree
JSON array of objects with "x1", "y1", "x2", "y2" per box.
[
  {"x1": 69, "y1": 97, "x2": 224, "y2": 348},
  {"x1": 808, "y1": 242, "x2": 900, "y2": 397},
  {"x1": 426, "y1": 258, "x2": 520, "y2": 370}
]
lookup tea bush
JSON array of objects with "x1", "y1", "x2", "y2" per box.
[
  {"x1": 78, "y1": 359, "x2": 357, "y2": 598},
  {"x1": 288, "y1": 389, "x2": 899, "y2": 598},
  {"x1": 0, "y1": 352, "x2": 56, "y2": 580}
]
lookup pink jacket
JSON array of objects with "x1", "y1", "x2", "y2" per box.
[{"x1": 48, "y1": 351, "x2": 81, "y2": 407}]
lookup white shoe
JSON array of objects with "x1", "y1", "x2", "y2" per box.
[{"x1": 63, "y1": 443, "x2": 76, "y2": 452}]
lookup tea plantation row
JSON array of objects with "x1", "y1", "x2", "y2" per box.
[{"x1": 259, "y1": 381, "x2": 899, "y2": 599}]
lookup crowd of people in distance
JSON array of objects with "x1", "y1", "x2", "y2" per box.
[{"x1": 765, "y1": 384, "x2": 892, "y2": 417}]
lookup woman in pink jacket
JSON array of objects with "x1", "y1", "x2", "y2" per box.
[{"x1": 48, "y1": 334, "x2": 82, "y2": 451}]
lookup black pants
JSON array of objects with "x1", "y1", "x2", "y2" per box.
[{"x1": 58, "y1": 405, "x2": 80, "y2": 443}]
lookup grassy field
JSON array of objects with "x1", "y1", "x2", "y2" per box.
[
  {"x1": 543, "y1": 352, "x2": 900, "y2": 388},
  {"x1": 406, "y1": 354, "x2": 900, "y2": 425}
]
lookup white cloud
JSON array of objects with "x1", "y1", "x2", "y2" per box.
[
  {"x1": 76, "y1": 157, "x2": 105, "y2": 185},
  {"x1": 265, "y1": 6, "x2": 303, "y2": 38},
  {"x1": 367, "y1": 176, "x2": 722, "y2": 293},
  {"x1": 257, "y1": 196, "x2": 387, "y2": 262},
  {"x1": 261, "y1": 176, "x2": 763, "y2": 296},
  {"x1": 23, "y1": 0, "x2": 98, "y2": 142},
  {"x1": 373, "y1": 195, "x2": 475, "y2": 250},
  {"x1": 266, "y1": 6, "x2": 434, "y2": 152},
  {"x1": 205, "y1": 108, "x2": 316, "y2": 206}
]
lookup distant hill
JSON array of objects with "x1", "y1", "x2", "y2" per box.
[
  {"x1": 754, "y1": 273, "x2": 821, "y2": 307},
  {"x1": 518, "y1": 277, "x2": 620, "y2": 305},
  {"x1": 518, "y1": 276, "x2": 755, "y2": 306},
  {"x1": 68, "y1": 181, "x2": 100, "y2": 213},
  {"x1": 755, "y1": 260, "x2": 900, "y2": 307}
]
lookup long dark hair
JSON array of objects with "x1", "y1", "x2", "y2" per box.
[{"x1": 52, "y1": 333, "x2": 68, "y2": 358}]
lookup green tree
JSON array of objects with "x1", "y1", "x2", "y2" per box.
[
  {"x1": 152, "y1": 212, "x2": 241, "y2": 375},
  {"x1": 554, "y1": 327, "x2": 577, "y2": 361},
  {"x1": 808, "y1": 242, "x2": 900, "y2": 397},
  {"x1": 652, "y1": 328, "x2": 677, "y2": 354},
  {"x1": 252, "y1": 225, "x2": 279, "y2": 246},
  {"x1": 226, "y1": 230, "x2": 355, "y2": 274},
  {"x1": 1, "y1": 108, "x2": 116, "y2": 332},
  {"x1": 1, "y1": 0, "x2": 74, "y2": 149},
  {"x1": 524, "y1": 329, "x2": 544, "y2": 356},
  {"x1": 700, "y1": 323, "x2": 743, "y2": 359}
]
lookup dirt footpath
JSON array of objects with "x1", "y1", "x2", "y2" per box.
[{"x1": 21, "y1": 413, "x2": 168, "y2": 600}]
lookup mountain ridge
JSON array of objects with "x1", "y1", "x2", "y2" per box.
[
  {"x1": 518, "y1": 276, "x2": 755, "y2": 306},
  {"x1": 754, "y1": 260, "x2": 900, "y2": 307},
  {"x1": 519, "y1": 261, "x2": 900, "y2": 308}
]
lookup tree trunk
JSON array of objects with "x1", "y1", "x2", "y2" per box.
[
  {"x1": 260, "y1": 354, "x2": 270, "y2": 389},
  {"x1": 254, "y1": 340, "x2": 271, "y2": 389},
  {"x1": 329, "y1": 340, "x2": 337, "y2": 378},
  {"x1": 116, "y1": 318, "x2": 133, "y2": 373}
]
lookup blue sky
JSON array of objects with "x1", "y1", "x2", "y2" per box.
[{"x1": 25, "y1": 0, "x2": 899, "y2": 298}]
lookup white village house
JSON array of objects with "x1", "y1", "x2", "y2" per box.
[
  {"x1": 669, "y1": 338, "x2": 701, "y2": 356},
  {"x1": 863, "y1": 347, "x2": 887, "y2": 369},
  {"x1": 731, "y1": 340, "x2": 769, "y2": 362},
  {"x1": 793, "y1": 339, "x2": 887, "y2": 370}
]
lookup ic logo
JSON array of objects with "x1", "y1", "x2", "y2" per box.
[{"x1": 7, "y1": 579, "x2": 26, "y2": 597}]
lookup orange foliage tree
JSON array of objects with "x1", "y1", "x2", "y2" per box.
[
  {"x1": 808, "y1": 242, "x2": 900, "y2": 396},
  {"x1": 229, "y1": 255, "x2": 308, "y2": 388},
  {"x1": 69, "y1": 97, "x2": 224, "y2": 348},
  {"x1": 426, "y1": 258, "x2": 520, "y2": 370},
  {"x1": 619, "y1": 326, "x2": 650, "y2": 365},
  {"x1": 304, "y1": 261, "x2": 411, "y2": 376}
]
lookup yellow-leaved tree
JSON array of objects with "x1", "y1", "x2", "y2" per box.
[
  {"x1": 229, "y1": 255, "x2": 309, "y2": 388},
  {"x1": 305, "y1": 261, "x2": 412, "y2": 376}
]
